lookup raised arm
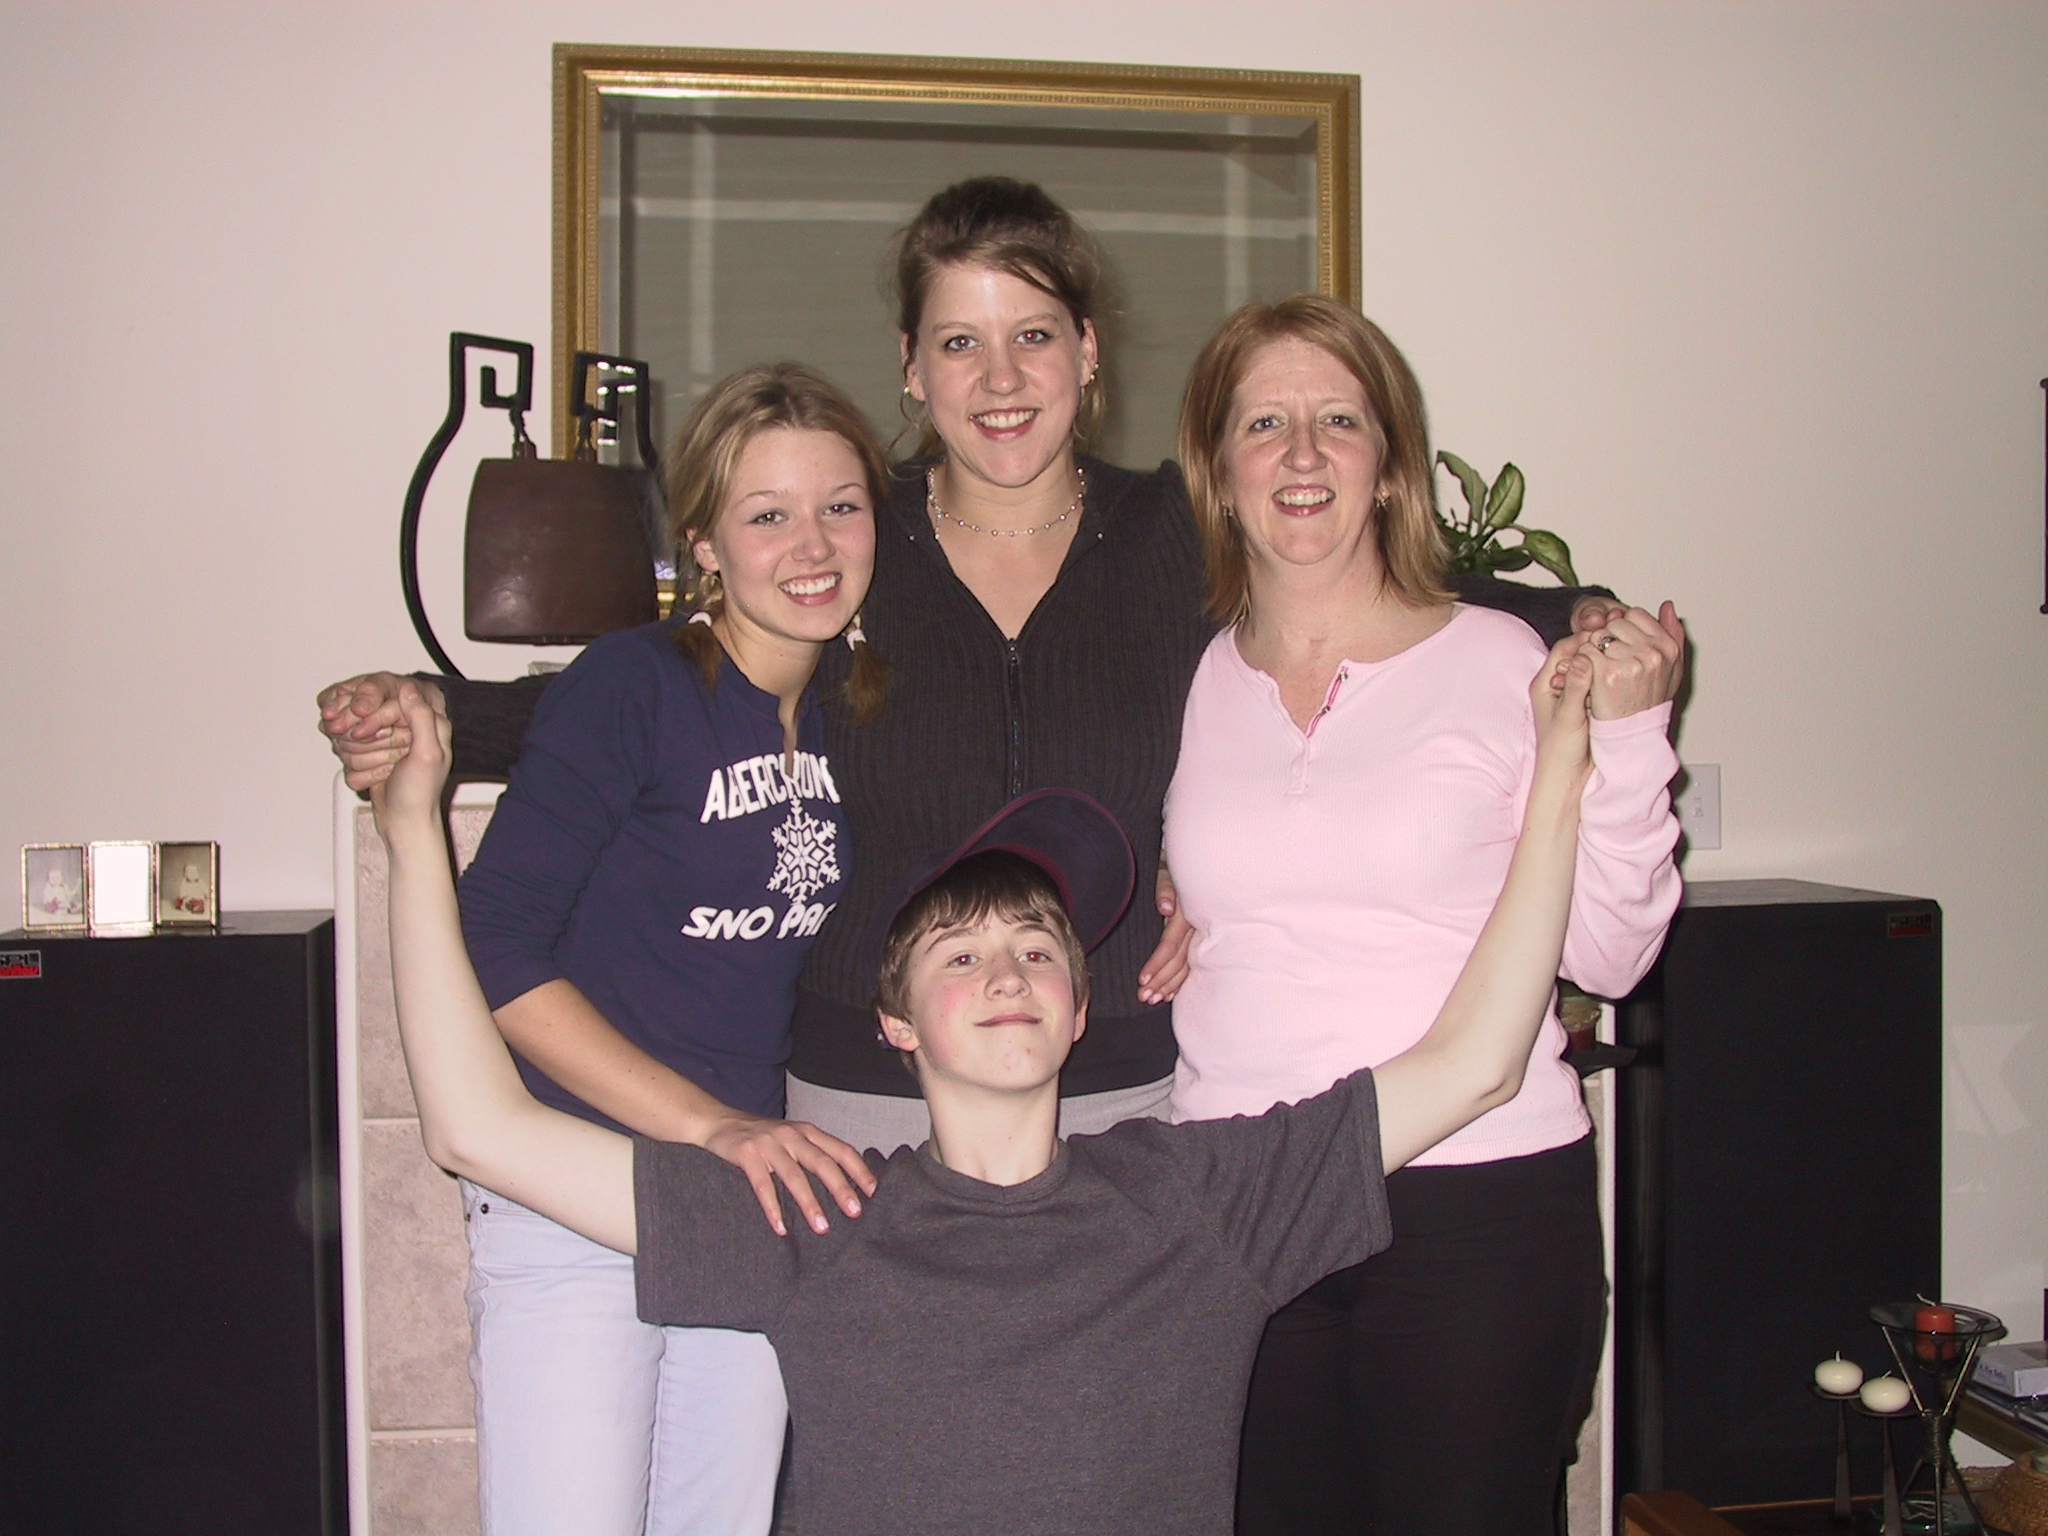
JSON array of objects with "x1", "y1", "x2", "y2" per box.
[
  {"x1": 372, "y1": 682, "x2": 639, "y2": 1253},
  {"x1": 1373, "y1": 639, "x2": 1593, "y2": 1173},
  {"x1": 1561, "y1": 600, "x2": 1685, "y2": 995}
]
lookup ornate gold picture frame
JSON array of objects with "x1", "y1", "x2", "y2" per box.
[{"x1": 554, "y1": 45, "x2": 1359, "y2": 469}]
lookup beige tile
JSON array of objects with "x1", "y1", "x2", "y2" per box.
[
  {"x1": 363, "y1": 1123, "x2": 475, "y2": 1431},
  {"x1": 370, "y1": 1434, "x2": 479, "y2": 1536},
  {"x1": 357, "y1": 801, "x2": 499, "y2": 1118},
  {"x1": 449, "y1": 803, "x2": 497, "y2": 875},
  {"x1": 353, "y1": 809, "x2": 416, "y2": 1120}
]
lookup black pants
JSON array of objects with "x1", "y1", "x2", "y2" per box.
[{"x1": 1236, "y1": 1135, "x2": 1606, "y2": 1536}]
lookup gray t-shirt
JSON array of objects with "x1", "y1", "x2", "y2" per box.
[{"x1": 634, "y1": 1069, "x2": 1391, "y2": 1536}]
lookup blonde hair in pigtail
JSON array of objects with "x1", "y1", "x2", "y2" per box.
[
  {"x1": 843, "y1": 611, "x2": 887, "y2": 726},
  {"x1": 671, "y1": 567, "x2": 726, "y2": 689}
]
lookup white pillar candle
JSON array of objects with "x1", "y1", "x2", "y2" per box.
[
  {"x1": 1814, "y1": 1356, "x2": 1864, "y2": 1394},
  {"x1": 1860, "y1": 1377, "x2": 1912, "y2": 1413}
]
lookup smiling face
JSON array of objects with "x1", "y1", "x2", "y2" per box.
[
  {"x1": 1221, "y1": 335, "x2": 1391, "y2": 584},
  {"x1": 879, "y1": 908, "x2": 1087, "y2": 1098},
  {"x1": 902, "y1": 262, "x2": 1097, "y2": 492},
  {"x1": 689, "y1": 427, "x2": 876, "y2": 654}
]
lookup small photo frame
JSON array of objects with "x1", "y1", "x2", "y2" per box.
[
  {"x1": 155, "y1": 842, "x2": 220, "y2": 928},
  {"x1": 87, "y1": 841, "x2": 156, "y2": 935},
  {"x1": 21, "y1": 844, "x2": 88, "y2": 932}
]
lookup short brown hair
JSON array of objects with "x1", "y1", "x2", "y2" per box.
[
  {"x1": 664, "y1": 362, "x2": 890, "y2": 722},
  {"x1": 874, "y1": 851, "x2": 1091, "y2": 1034},
  {"x1": 1176, "y1": 294, "x2": 1451, "y2": 624},
  {"x1": 893, "y1": 176, "x2": 1107, "y2": 456}
]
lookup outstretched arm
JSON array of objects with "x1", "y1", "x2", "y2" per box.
[
  {"x1": 1373, "y1": 638, "x2": 1594, "y2": 1173},
  {"x1": 372, "y1": 683, "x2": 638, "y2": 1253}
]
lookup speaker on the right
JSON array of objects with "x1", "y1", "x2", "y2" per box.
[{"x1": 1614, "y1": 878, "x2": 1943, "y2": 1510}]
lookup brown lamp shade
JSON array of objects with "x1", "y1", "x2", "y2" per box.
[{"x1": 463, "y1": 457, "x2": 658, "y2": 644}]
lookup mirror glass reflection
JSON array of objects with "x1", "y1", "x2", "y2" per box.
[{"x1": 597, "y1": 94, "x2": 1322, "y2": 467}]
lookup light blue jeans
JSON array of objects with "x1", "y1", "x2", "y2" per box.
[{"x1": 461, "y1": 1179, "x2": 786, "y2": 1536}]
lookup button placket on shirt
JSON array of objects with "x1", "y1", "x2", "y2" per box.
[{"x1": 1286, "y1": 665, "x2": 1351, "y2": 795}]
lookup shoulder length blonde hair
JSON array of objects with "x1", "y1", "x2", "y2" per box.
[
  {"x1": 666, "y1": 362, "x2": 890, "y2": 723},
  {"x1": 1177, "y1": 294, "x2": 1451, "y2": 624}
]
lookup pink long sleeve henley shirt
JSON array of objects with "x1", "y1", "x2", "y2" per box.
[{"x1": 1164, "y1": 604, "x2": 1681, "y2": 1165}]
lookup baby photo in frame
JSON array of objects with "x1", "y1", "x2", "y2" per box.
[
  {"x1": 21, "y1": 844, "x2": 88, "y2": 932},
  {"x1": 155, "y1": 842, "x2": 220, "y2": 927}
]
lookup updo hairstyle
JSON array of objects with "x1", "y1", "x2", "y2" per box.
[
  {"x1": 1176, "y1": 294, "x2": 1452, "y2": 624},
  {"x1": 892, "y1": 176, "x2": 1108, "y2": 457},
  {"x1": 666, "y1": 362, "x2": 890, "y2": 723}
]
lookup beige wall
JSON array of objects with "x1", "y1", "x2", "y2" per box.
[{"x1": 3, "y1": 0, "x2": 2042, "y2": 1373}]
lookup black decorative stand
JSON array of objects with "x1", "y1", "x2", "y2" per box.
[{"x1": 1869, "y1": 1302, "x2": 2006, "y2": 1536}]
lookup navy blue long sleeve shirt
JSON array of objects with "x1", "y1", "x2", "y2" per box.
[{"x1": 458, "y1": 620, "x2": 847, "y2": 1127}]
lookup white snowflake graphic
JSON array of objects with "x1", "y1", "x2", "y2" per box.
[{"x1": 766, "y1": 801, "x2": 841, "y2": 907}]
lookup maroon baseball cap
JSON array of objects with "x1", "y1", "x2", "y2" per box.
[{"x1": 891, "y1": 790, "x2": 1136, "y2": 953}]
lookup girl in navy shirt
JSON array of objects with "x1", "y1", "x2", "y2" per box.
[{"x1": 447, "y1": 364, "x2": 885, "y2": 1536}]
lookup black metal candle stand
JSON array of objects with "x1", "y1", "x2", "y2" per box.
[{"x1": 1866, "y1": 1302, "x2": 2006, "y2": 1536}]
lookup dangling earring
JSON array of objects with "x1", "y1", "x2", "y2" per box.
[
  {"x1": 1373, "y1": 492, "x2": 1392, "y2": 510},
  {"x1": 844, "y1": 610, "x2": 867, "y2": 652},
  {"x1": 899, "y1": 385, "x2": 928, "y2": 428}
]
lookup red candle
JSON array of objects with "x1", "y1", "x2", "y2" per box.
[{"x1": 1914, "y1": 1301, "x2": 1957, "y2": 1361}]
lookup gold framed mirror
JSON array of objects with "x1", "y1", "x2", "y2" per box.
[{"x1": 555, "y1": 44, "x2": 1358, "y2": 468}]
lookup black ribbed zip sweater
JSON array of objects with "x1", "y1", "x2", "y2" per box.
[{"x1": 788, "y1": 456, "x2": 1215, "y2": 1098}]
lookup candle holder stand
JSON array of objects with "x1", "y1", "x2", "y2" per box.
[
  {"x1": 1813, "y1": 1382, "x2": 1866, "y2": 1525},
  {"x1": 1846, "y1": 1393, "x2": 1915, "y2": 1536},
  {"x1": 1867, "y1": 1301, "x2": 2006, "y2": 1536}
]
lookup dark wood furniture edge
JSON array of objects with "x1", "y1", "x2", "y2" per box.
[{"x1": 1622, "y1": 1491, "x2": 1750, "y2": 1536}]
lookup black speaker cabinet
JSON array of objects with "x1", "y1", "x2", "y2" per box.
[
  {"x1": 1615, "y1": 879, "x2": 1942, "y2": 1510},
  {"x1": 0, "y1": 913, "x2": 344, "y2": 1536}
]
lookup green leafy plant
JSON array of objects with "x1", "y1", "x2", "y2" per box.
[{"x1": 1433, "y1": 451, "x2": 1579, "y2": 586}]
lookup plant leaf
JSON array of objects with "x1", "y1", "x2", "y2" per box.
[
  {"x1": 1518, "y1": 528, "x2": 1579, "y2": 586},
  {"x1": 1490, "y1": 546, "x2": 1535, "y2": 573},
  {"x1": 1436, "y1": 451, "x2": 1488, "y2": 527},
  {"x1": 1483, "y1": 463, "x2": 1526, "y2": 533}
]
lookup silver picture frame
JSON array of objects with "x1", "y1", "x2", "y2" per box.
[
  {"x1": 21, "y1": 843, "x2": 89, "y2": 934},
  {"x1": 154, "y1": 841, "x2": 221, "y2": 928}
]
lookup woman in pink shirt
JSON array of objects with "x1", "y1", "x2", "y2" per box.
[{"x1": 1162, "y1": 295, "x2": 1684, "y2": 1536}]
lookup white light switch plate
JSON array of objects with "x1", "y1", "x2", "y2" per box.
[{"x1": 1677, "y1": 764, "x2": 1721, "y2": 850}]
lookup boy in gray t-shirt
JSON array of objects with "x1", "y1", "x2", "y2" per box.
[
  {"x1": 371, "y1": 645, "x2": 1593, "y2": 1535},
  {"x1": 635, "y1": 1020, "x2": 1387, "y2": 1534}
]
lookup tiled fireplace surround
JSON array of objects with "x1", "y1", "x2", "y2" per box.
[{"x1": 334, "y1": 779, "x2": 1614, "y2": 1535}]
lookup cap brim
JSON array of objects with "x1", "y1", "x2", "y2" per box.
[{"x1": 895, "y1": 790, "x2": 1135, "y2": 954}]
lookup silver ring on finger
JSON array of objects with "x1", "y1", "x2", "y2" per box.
[{"x1": 1593, "y1": 633, "x2": 1619, "y2": 653}]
